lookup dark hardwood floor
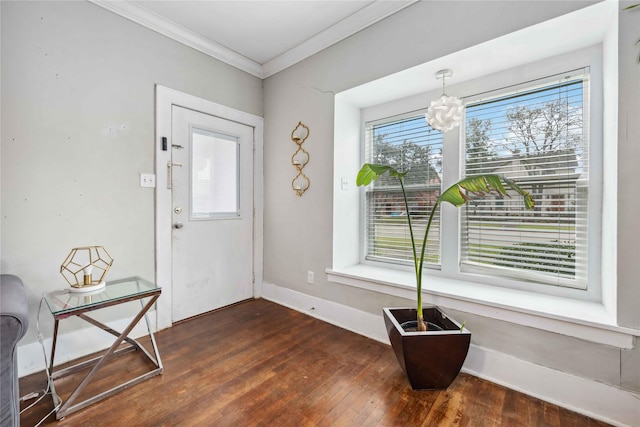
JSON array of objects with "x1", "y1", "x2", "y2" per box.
[{"x1": 20, "y1": 299, "x2": 611, "y2": 426}]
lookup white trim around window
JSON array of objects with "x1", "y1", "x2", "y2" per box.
[{"x1": 326, "y1": 264, "x2": 635, "y2": 348}]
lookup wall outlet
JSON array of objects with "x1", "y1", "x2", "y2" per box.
[
  {"x1": 307, "y1": 271, "x2": 314, "y2": 284},
  {"x1": 140, "y1": 173, "x2": 156, "y2": 188}
]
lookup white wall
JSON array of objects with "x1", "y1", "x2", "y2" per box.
[
  {"x1": 617, "y1": 0, "x2": 640, "y2": 396},
  {"x1": 262, "y1": 0, "x2": 639, "y2": 424},
  {"x1": 1, "y1": 1, "x2": 262, "y2": 342},
  {"x1": 617, "y1": 1, "x2": 640, "y2": 329}
]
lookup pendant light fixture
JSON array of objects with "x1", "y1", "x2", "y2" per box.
[{"x1": 425, "y1": 69, "x2": 463, "y2": 132}]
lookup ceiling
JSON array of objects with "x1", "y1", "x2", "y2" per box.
[{"x1": 90, "y1": 0, "x2": 417, "y2": 78}]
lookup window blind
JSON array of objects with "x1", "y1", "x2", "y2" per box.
[
  {"x1": 365, "y1": 115, "x2": 443, "y2": 266},
  {"x1": 461, "y1": 73, "x2": 589, "y2": 288}
]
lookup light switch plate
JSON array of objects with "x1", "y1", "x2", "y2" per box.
[
  {"x1": 140, "y1": 173, "x2": 156, "y2": 188},
  {"x1": 341, "y1": 177, "x2": 350, "y2": 190}
]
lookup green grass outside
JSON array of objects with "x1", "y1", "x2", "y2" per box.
[
  {"x1": 373, "y1": 230, "x2": 575, "y2": 276},
  {"x1": 467, "y1": 221, "x2": 576, "y2": 232},
  {"x1": 372, "y1": 235, "x2": 440, "y2": 263}
]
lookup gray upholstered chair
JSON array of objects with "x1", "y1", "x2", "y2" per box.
[{"x1": 1, "y1": 275, "x2": 29, "y2": 427}]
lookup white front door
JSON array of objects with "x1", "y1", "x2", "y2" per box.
[{"x1": 170, "y1": 106, "x2": 254, "y2": 322}]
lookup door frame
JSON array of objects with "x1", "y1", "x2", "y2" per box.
[{"x1": 155, "y1": 85, "x2": 264, "y2": 331}]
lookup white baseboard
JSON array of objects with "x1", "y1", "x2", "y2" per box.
[
  {"x1": 462, "y1": 346, "x2": 640, "y2": 427},
  {"x1": 260, "y1": 281, "x2": 389, "y2": 344},
  {"x1": 261, "y1": 281, "x2": 640, "y2": 427}
]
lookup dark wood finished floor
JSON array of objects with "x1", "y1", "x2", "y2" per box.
[{"x1": 20, "y1": 299, "x2": 611, "y2": 427}]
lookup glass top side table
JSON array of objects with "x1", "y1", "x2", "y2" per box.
[
  {"x1": 44, "y1": 276, "x2": 163, "y2": 419},
  {"x1": 44, "y1": 276, "x2": 159, "y2": 318}
]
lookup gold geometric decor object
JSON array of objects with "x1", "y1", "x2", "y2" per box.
[
  {"x1": 291, "y1": 121, "x2": 310, "y2": 196},
  {"x1": 60, "y1": 246, "x2": 114, "y2": 293}
]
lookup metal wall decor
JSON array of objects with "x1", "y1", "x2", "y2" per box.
[{"x1": 291, "y1": 121, "x2": 310, "y2": 196}]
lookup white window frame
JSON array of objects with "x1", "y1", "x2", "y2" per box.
[
  {"x1": 458, "y1": 69, "x2": 595, "y2": 293},
  {"x1": 362, "y1": 112, "x2": 445, "y2": 268},
  {"x1": 360, "y1": 47, "x2": 601, "y2": 301},
  {"x1": 328, "y1": 2, "x2": 634, "y2": 348}
]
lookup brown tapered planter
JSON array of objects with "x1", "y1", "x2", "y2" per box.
[{"x1": 383, "y1": 306, "x2": 471, "y2": 390}]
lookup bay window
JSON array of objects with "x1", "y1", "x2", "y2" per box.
[
  {"x1": 362, "y1": 68, "x2": 595, "y2": 293},
  {"x1": 331, "y1": 1, "x2": 621, "y2": 344}
]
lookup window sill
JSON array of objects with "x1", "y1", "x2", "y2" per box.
[{"x1": 326, "y1": 264, "x2": 638, "y2": 349}]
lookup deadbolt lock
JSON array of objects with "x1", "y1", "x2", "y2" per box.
[{"x1": 174, "y1": 206, "x2": 183, "y2": 214}]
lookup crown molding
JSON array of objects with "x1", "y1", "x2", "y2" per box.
[
  {"x1": 88, "y1": 0, "x2": 264, "y2": 78},
  {"x1": 89, "y1": 0, "x2": 417, "y2": 79},
  {"x1": 262, "y1": 1, "x2": 417, "y2": 78}
]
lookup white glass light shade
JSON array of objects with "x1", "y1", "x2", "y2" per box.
[{"x1": 425, "y1": 94, "x2": 464, "y2": 132}]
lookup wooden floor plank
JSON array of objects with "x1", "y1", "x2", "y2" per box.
[
  {"x1": 498, "y1": 386, "x2": 529, "y2": 427},
  {"x1": 19, "y1": 299, "x2": 612, "y2": 427}
]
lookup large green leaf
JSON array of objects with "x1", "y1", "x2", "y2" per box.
[
  {"x1": 439, "y1": 174, "x2": 535, "y2": 210},
  {"x1": 356, "y1": 163, "x2": 407, "y2": 187}
]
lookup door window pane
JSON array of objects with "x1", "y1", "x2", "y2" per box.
[{"x1": 191, "y1": 127, "x2": 239, "y2": 219}]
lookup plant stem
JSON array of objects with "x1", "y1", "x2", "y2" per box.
[
  {"x1": 398, "y1": 176, "x2": 441, "y2": 332},
  {"x1": 397, "y1": 178, "x2": 420, "y2": 299},
  {"x1": 416, "y1": 197, "x2": 441, "y2": 331}
]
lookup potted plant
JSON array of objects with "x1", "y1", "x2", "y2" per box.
[{"x1": 356, "y1": 164, "x2": 534, "y2": 389}]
